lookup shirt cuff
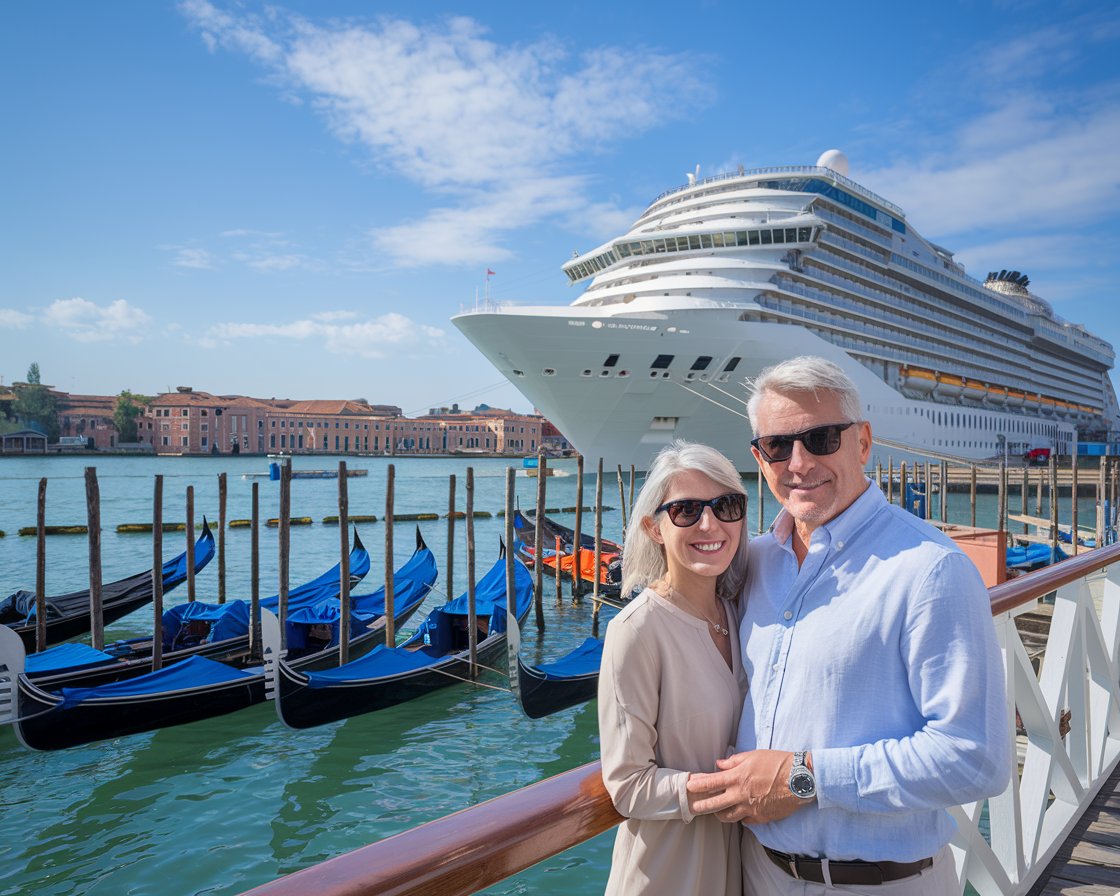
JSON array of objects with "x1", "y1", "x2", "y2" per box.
[
  {"x1": 677, "y1": 771, "x2": 695, "y2": 823},
  {"x1": 811, "y1": 746, "x2": 859, "y2": 811}
]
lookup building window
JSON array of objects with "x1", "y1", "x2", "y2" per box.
[{"x1": 651, "y1": 354, "x2": 674, "y2": 369}]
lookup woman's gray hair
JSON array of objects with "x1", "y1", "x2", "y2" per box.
[
  {"x1": 745, "y1": 355, "x2": 862, "y2": 432},
  {"x1": 620, "y1": 440, "x2": 750, "y2": 601}
]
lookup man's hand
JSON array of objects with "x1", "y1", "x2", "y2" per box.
[{"x1": 686, "y1": 750, "x2": 810, "y2": 824}]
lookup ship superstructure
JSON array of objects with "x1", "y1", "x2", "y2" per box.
[{"x1": 453, "y1": 151, "x2": 1119, "y2": 472}]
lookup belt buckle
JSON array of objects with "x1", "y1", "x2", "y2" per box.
[{"x1": 788, "y1": 858, "x2": 800, "y2": 880}]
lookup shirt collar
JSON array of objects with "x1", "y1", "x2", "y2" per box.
[{"x1": 771, "y1": 478, "x2": 882, "y2": 551}]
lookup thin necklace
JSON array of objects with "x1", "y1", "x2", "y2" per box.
[{"x1": 667, "y1": 587, "x2": 729, "y2": 636}]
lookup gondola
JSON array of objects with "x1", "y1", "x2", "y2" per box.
[
  {"x1": 0, "y1": 530, "x2": 437, "y2": 750},
  {"x1": 512, "y1": 508, "x2": 622, "y2": 596},
  {"x1": 505, "y1": 579, "x2": 604, "y2": 719},
  {"x1": 268, "y1": 545, "x2": 533, "y2": 730},
  {"x1": 18, "y1": 530, "x2": 373, "y2": 690},
  {"x1": 0, "y1": 521, "x2": 216, "y2": 651}
]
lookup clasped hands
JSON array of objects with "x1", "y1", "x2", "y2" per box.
[{"x1": 686, "y1": 749, "x2": 808, "y2": 824}]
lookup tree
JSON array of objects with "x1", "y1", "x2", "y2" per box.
[
  {"x1": 12, "y1": 362, "x2": 59, "y2": 440},
  {"x1": 113, "y1": 390, "x2": 151, "y2": 443}
]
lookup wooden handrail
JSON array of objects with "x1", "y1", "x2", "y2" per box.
[
  {"x1": 241, "y1": 761, "x2": 621, "y2": 896},
  {"x1": 241, "y1": 540, "x2": 1120, "y2": 896}
]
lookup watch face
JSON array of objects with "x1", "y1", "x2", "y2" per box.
[{"x1": 790, "y1": 772, "x2": 815, "y2": 798}]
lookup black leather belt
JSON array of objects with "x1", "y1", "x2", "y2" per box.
[{"x1": 763, "y1": 846, "x2": 933, "y2": 885}]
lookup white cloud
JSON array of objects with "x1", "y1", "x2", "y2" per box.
[
  {"x1": 43, "y1": 298, "x2": 152, "y2": 343},
  {"x1": 0, "y1": 309, "x2": 33, "y2": 328},
  {"x1": 169, "y1": 246, "x2": 217, "y2": 269},
  {"x1": 204, "y1": 311, "x2": 445, "y2": 358},
  {"x1": 180, "y1": 4, "x2": 712, "y2": 266}
]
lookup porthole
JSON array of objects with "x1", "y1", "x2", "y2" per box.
[
  {"x1": 581, "y1": 370, "x2": 592, "y2": 377},
  {"x1": 600, "y1": 370, "x2": 611, "y2": 377},
  {"x1": 618, "y1": 371, "x2": 629, "y2": 378},
  {"x1": 543, "y1": 368, "x2": 556, "y2": 377},
  {"x1": 513, "y1": 369, "x2": 525, "y2": 377}
]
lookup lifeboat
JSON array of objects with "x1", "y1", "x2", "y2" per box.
[
  {"x1": 935, "y1": 373, "x2": 964, "y2": 398},
  {"x1": 1054, "y1": 399, "x2": 1072, "y2": 418},
  {"x1": 901, "y1": 366, "x2": 937, "y2": 393},
  {"x1": 1005, "y1": 389, "x2": 1026, "y2": 408},
  {"x1": 1039, "y1": 396, "x2": 1056, "y2": 415},
  {"x1": 987, "y1": 386, "x2": 1008, "y2": 405},
  {"x1": 963, "y1": 379, "x2": 986, "y2": 401}
]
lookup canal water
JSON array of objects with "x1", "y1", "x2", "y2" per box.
[{"x1": 0, "y1": 455, "x2": 1099, "y2": 895}]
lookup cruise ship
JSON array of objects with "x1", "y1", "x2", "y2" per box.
[{"x1": 453, "y1": 151, "x2": 1119, "y2": 472}]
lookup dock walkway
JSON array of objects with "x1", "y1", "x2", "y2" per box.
[{"x1": 1028, "y1": 761, "x2": 1120, "y2": 895}]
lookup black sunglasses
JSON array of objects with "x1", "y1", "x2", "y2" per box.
[
  {"x1": 751, "y1": 422, "x2": 856, "y2": 463},
  {"x1": 656, "y1": 492, "x2": 746, "y2": 528}
]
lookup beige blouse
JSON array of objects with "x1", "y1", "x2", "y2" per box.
[{"x1": 598, "y1": 588, "x2": 747, "y2": 895}]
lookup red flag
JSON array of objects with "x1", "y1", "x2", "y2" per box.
[{"x1": 486, "y1": 269, "x2": 496, "y2": 277}]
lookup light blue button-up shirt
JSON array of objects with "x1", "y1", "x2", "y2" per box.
[{"x1": 737, "y1": 481, "x2": 1011, "y2": 862}]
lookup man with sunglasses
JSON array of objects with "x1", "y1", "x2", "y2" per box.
[{"x1": 687, "y1": 356, "x2": 1010, "y2": 894}]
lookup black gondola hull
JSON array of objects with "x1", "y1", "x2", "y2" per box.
[
  {"x1": 276, "y1": 634, "x2": 510, "y2": 730},
  {"x1": 515, "y1": 656, "x2": 599, "y2": 720}
]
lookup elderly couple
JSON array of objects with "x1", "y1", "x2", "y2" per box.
[{"x1": 598, "y1": 356, "x2": 1011, "y2": 895}]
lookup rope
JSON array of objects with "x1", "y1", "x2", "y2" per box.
[{"x1": 421, "y1": 660, "x2": 511, "y2": 692}]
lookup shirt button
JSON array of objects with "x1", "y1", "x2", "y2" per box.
[
  {"x1": 783, "y1": 610, "x2": 793, "y2": 620},
  {"x1": 836, "y1": 540, "x2": 845, "y2": 550}
]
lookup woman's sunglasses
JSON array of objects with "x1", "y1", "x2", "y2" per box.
[
  {"x1": 751, "y1": 422, "x2": 856, "y2": 464},
  {"x1": 655, "y1": 492, "x2": 746, "y2": 528}
]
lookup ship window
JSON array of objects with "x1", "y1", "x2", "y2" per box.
[
  {"x1": 723, "y1": 357, "x2": 741, "y2": 372},
  {"x1": 604, "y1": 354, "x2": 619, "y2": 367},
  {"x1": 799, "y1": 227, "x2": 811, "y2": 241},
  {"x1": 691, "y1": 356, "x2": 712, "y2": 371},
  {"x1": 736, "y1": 231, "x2": 749, "y2": 245},
  {"x1": 641, "y1": 241, "x2": 654, "y2": 254},
  {"x1": 616, "y1": 243, "x2": 631, "y2": 258},
  {"x1": 760, "y1": 230, "x2": 772, "y2": 245},
  {"x1": 712, "y1": 233, "x2": 725, "y2": 248},
  {"x1": 677, "y1": 237, "x2": 690, "y2": 251},
  {"x1": 513, "y1": 369, "x2": 524, "y2": 377},
  {"x1": 654, "y1": 239, "x2": 667, "y2": 253},
  {"x1": 689, "y1": 235, "x2": 701, "y2": 249},
  {"x1": 700, "y1": 234, "x2": 712, "y2": 248},
  {"x1": 772, "y1": 229, "x2": 785, "y2": 244},
  {"x1": 651, "y1": 354, "x2": 674, "y2": 369}
]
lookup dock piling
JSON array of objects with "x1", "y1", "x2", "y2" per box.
[
  {"x1": 385, "y1": 464, "x2": 396, "y2": 649},
  {"x1": 592, "y1": 459, "x2": 604, "y2": 622},
  {"x1": 250, "y1": 483, "x2": 260, "y2": 661},
  {"x1": 533, "y1": 454, "x2": 546, "y2": 631},
  {"x1": 504, "y1": 467, "x2": 516, "y2": 665},
  {"x1": 35, "y1": 478, "x2": 46, "y2": 653},
  {"x1": 278, "y1": 462, "x2": 291, "y2": 649},
  {"x1": 573, "y1": 456, "x2": 584, "y2": 600},
  {"x1": 186, "y1": 485, "x2": 195, "y2": 602},
  {"x1": 446, "y1": 474, "x2": 456, "y2": 604},
  {"x1": 466, "y1": 466, "x2": 477, "y2": 677},
  {"x1": 218, "y1": 472, "x2": 227, "y2": 603},
  {"x1": 338, "y1": 461, "x2": 351, "y2": 665},
  {"x1": 85, "y1": 467, "x2": 104, "y2": 651},
  {"x1": 151, "y1": 475, "x2": 164, "y2": 671}
]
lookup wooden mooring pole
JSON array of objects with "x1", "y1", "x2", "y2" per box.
[
  {"x1": 592, "y1": 459, "x2": 604, "y2": 623},
  {"x1": 504, "y1": 467, "x2": 516, "y2": 660},
  {"x1": 218, "y1": 472, "x2": 227, "y2": 603},
  {"x1": 1071, "y1": 453, "x2": 1080, "y2": 554},
  {"x1": 151, "y1": 475, "x2": 164, "y2": 671},
  {"x1": 385, "y1": 464, "x2": 396, "y2": 649},
  {"x1": 616, "y1": 466, "x2": 627, "y2": 534},
  {"x1": 186, "y1": 485, "x2": 196, "y2": 602},
  {"x1": 940, "y1": 461, "x2": 948, "y2": 524},
  {"x1": 250, "y1": 482, "x2": 260, "y2": 661},
  {"x1": 555, "y1": 535, "x2": 562, "y2": 604},
  {"x1": 446, "y1": 474, "x2": 456, "y2": 604},
  {"x1": 533, "y1": 455, "x2": 546, "y2": 631},
  {"x1": 1049, "y1": 455, "x2": 1059, "y2": 560},
  {"x1": 572, "y1": 455, "x2": 584, "y2": 600},
  {"x1": 1022, "y1": 468, "x2": 1030, "y2": 537},
  {"x1": 466, "y1": 466, "x2": 477, "y2": 677},
  {"x1": 85, "y1": 467, "x2": 104, "y2": 651},
  {"x1": 969, "y1": 465, "x2": 977, "y2": 527},
  {"x1": 278, "y1": 462, "x2": 291, "y2": 651},
  {"x1": 338, "y1": 460, "x2": 351, "y2": 665},
  {"x1": 35, "y1": 478, "x2": 46, "y2": 653}
]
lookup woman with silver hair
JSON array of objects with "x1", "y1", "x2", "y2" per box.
[{"x1": 598, "y1": 440, "x2": 750, "y2": 895}]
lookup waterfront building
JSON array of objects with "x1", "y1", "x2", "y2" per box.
[{"x1": 58, "y1": 394, "x2": 120, "y2": 451}]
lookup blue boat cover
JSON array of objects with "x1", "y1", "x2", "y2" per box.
[
  {"x1": 535, "y1": 637, "x2": 603, "y2": 679},
  {"x1": 301, "y1": 555, "x2": 533, "y2": 688},
  {"x1": 58, "y1": 655, "x2": 256, "y2": 709},
  {"x1": 284, "y1": 546, "x2": 436, "y2": 650},
  {"x1": 1006, "y1": 543, "x2": 1069, "y2": 570},
  {"x1": 25, "y1": 642, "x2": 118, "y2": 675}
]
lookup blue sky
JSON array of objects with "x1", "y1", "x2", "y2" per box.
[{"x1": 2, "y1": 1, "x2": 1119, "y2": 416}]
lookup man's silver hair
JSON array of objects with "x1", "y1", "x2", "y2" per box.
[
  {"x1": 621, "y1": 439, "x2": 750, "y2": 602},
  {"x1": 745, "y1": 356, "x2": 862, "y2": 433}
]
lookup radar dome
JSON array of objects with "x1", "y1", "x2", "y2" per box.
[{"x1": 816, "y1": 149, "x2": 849, "y2": 177}]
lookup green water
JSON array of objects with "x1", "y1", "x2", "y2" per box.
[{"x1": 0, "y1": 455, "x2": 1099, "y2": 894}]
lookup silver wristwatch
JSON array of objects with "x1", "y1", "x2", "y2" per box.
[{"x1": 789, "y1": 751, "x2": 816, "y2": 800}]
